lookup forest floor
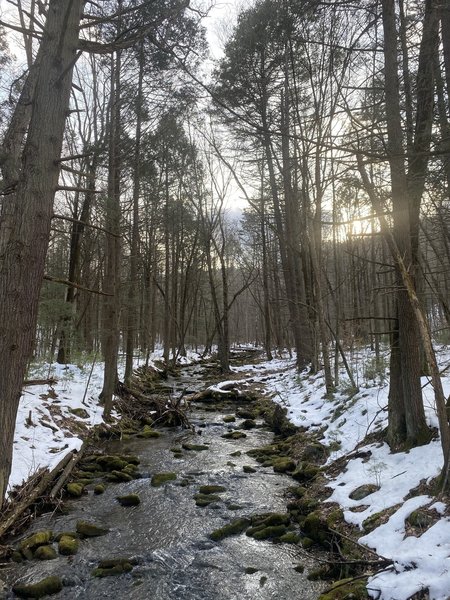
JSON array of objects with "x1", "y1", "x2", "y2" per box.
[{"x1": 3, "y1": 346, "x2": 450, "y2": 599}]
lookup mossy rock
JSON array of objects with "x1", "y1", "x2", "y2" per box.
[
  {"x1": 272, "y1": 457, "x2": 296, "y2": 473},
  {"x1": 151, "y1": 472, "x2": 177, "y2": 486},
  {"x1": 76, "y1": 520, "x2": 109, "y2": 537},
  {"x1": 288, "y1": 495, "x2": 319, "y2": 515},
  {"x1": 243, "y1": 465, "x2": 256, "y2": 473},
  {"x1": 92, "y1": 559, "x2": 133, "y2": 578},
  {"x1": 349, "y1": 484, "x2": 379, "y2": 501},
  {"x1": 137, "y1": 426, "x2": 161, "y2": 439},
  {"x1": 58, "y1": 535, "x2": 79, "y2": 556},
  {"x1": 252, "y1": 525, "x2": 288, "y2": 540},
  {"x1": 11, "y1": 551, "x2": 24, "y2": 563},
  {"x1": 406, "y1": 509, "x2": 435, "y2": 529},
  {"x1": 194, "y1": 493, "x2": 221, "y2": 507},
  {"x1": 94, "y1": 483, "x2": 106, "y2": 495},
  {"x1": 294, "y1": 564, "x2": 305, "y2": 573},
  {"x1": 287, "y1": 486, "x2": 307, "y2": 499},
  {"x1": 279, "y1": 532, "x2": 300, "y2": 544},
  {"x1": 236, "y1": 409, "x2": 256, "y2": 419},
  {"x1": 251, "y1": 512, "x2": 290, "y2": 527},
  {"x1": 307, "y1": 566, "x2": 331, "y2": 581},
  {"x1": 119, "y1": 454, "x2": 140, "y2": 465},
  {"x1": 69, "y1": 407, "x2": 90, "y2": 419},
  {"x1": 74, "y1": 478, "x2": 93, "y2": 487},
  {"x1": 222, "y1": 431, "x2": 247, "y2": 440},
  {"x1": 301, "y1": 442, "x2": 329, "y2": 463},
  {"x1": 327, "y1": 509, "x2": 344, "y2": 527},
  {"x1": 106, "y1": 470, "x2": 133, "y2": 483},
  {"x1": 230, "y1": 450, "x2": 242, "y2": 457},
  {"x1": 302, "y1": 512, "x2": 331, "y2": 547},
  {"x1": 66, "y1": 482, "x2": 85, "y2": 497},
  {"x1": 116, "y1": 494, "x2": 140, "y2": 507},
  {"x1": 291, "y1": 462, "x2": 320, "y2": 482},
  {"x1": 247, "y1": 445, "x2": 280, "y2": 458},
  {"x1": 79, "y1": 462, "x2": 101, "y2": 473},
  {"x1": 301, "y1": 537, "x2": 314, "y2": 549},
  {"x1": 19, "y1": 530, "x2": 53, "y2": 553},
  {"x1": 245, "y1": 567, "x2": 259, "y2": 574},
  {"x1": 362, "y1": 510, "x2": 386, "y2": 533},
  {"x1": 223, "y1": 415, "x2": 236, "y2": 423},
  {"x1": 182, "y1": 443, "x2": 209, "y2": 451},
  {"x1": 227, "y1": 503, "x2": 243, "y2": 510},
  {"x1": 198, "y1": 485, "x2": 226, "y2": 494},
  {"x1": 141, "y1": 416, "x2": 154, "y2": 426},
  {"x1": 96, "y1": 455, "x2": 128, "y2": 472},
  {"x1": 241, "y1": 419, "x2": 257, "y2": 430},
  {"x1": 12, "y1": 576, "x2": 63, "y2": 598},
  {"x1": 74, "y1": 469, "x2": 96, "y2": 479},
  {"x1": 210, "y1": 518, "x2": 251, "y2": 541},
  {"x1": 54, "y1": 531, "x2": 79, "y2": 542},
  {"x1": 33, "y1": 545, "x2": 57, "y2": 560},
  {"x1": 318, "y1": 577, "x2": 369, "y2": 599}
]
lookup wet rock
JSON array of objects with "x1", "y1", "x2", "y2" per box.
[
  {"x1": 116, "y1": 494, "x2": 141, "y2": 507},
  {"x1": 251, "y1": 513, "x2": 290, "y2": 527},
  {"x1": 294, "y1": 564, "x2": 305, "y2": 573},
  {"x1": 119, "y1": 454, "x2": 140, "y2": 466},
  {"x1": 19, "y1": 531, "x2": 53, "y2": 553},
  {"x1": 11, "y1": 551, "x2": 23, "y2": 563},
  {"x1": 241, "y1": 419, "x2": 257, "y2": 430},
  {"x1": 194, "y1": 493, "x2": 221, "y2": 507},
  {"x1": 94, "y1": 483, "x2": 106, "y2": 495},
  {"x1": 12, "y1": 576, "x2": 63, "y2": 598},
  {"x1": 222, "y1": 431, "x2": 247, "y2": 440},
  {"x1": 198, "y1": 485, "x2": 226, "y2": 494},
  {"x1": 210, "y1": 518, "x2": 251, "y2": 541},
  {"x1": 182, "y1": 443, "x2": 209, "y2": 451},
  {"x1": 279, "y1": 532, "x2": 300, "y2": 544},
  {"x1": 230, "y1": 451, "x2": 242, "y2": 457},
  {"x1": 302, "y1": 512, "x2": 332, "y2": 547},
  {"x1": 223, "y1": 415, "x2": 236, "y2": 423},
  {"x1": 245, "y1": 567, "x2": 259, "y2": 574},
  {"x1": 96, "y1": 455, "x2": 128, "y2": 472},
  {"x1": 92, "y1": 558, "x2": 134, "y2": 578},
  {"x1": 151, "y1": 472, "x2": 177, "y2": 486},
  {"x1": 236, "y1": 409, "x2": 255, "y2": 419},
  {"x1": 226, "y1": 503, "x2": 243, "y2": 510},
  {"x1": 58, "y1": 535, "x2": 79, "y2": 556},
  {"x1": 349, "y1": 484, "x2": 379, "y2": 501},
  {"x1": 251, "y1": 525, "x2": 288, "y2": 540},
  {"x1": 33, "y1": 545, "x2": 57, "y2": 560},
  {"x1": 66, "y1": 482, "x2": 84, "y2": 497},
  {"x1": 243, "y1": 465, "x2": 256, "y2": 473},
  {"x1": 272, "y1": 457, "x2": 296, "y2": 473},
  {"x1": 76, "y1": 520, "x2": 109, "y2": 537},
  {"x1": 137, "y1": 426, "x2": 161, "y2": 439},
  {"x1": 287, "y1": 486, "x2": 307, "y2": 499},
  {"x1": 107, "y1": 470, "x2": 133, "y2": 483}
]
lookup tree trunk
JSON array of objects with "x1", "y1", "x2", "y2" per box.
[{"x1": 0, "y1": 0, "x2": 83, "y2": 507}]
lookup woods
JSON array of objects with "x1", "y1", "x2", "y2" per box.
[{"x1": 1, "y1": 0, "x2": 450, "y2": 509}]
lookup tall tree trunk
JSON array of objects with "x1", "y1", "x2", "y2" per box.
[
  {"x1": 0, "y1": 0, "x2": 83, "y2": 507},
  {"x1": 101, "y1": 50, "x2": 122, "y2": 419}
]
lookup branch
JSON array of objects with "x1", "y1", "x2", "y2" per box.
[
  {"x1": 43, "y1": 275, "x2": 112, "y2": 296},
  {"x1": 52, "y1": 214, "x2": 120, "y2": 238}
]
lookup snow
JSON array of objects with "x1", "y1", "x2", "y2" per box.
[
  {"x1": 232, "y1": 345, "x2": 450, "y2": 600},
  {"x1": 8, "y1": 344, "x2": 450, "y2": 599}
]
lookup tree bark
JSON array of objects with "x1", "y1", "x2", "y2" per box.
[{"x1": 0, "y1": 0, "x2": 83, "y2": 508}]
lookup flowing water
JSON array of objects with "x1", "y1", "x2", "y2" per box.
[{"x1": 2, "y1": 363, "x2": 324, "y2": 599}]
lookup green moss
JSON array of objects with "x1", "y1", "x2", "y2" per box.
[
  {"x1": 327, "y1": 509, "x2": 344, "y2": 527},
  {"x1": 198, "y1": 485, "x2": 226, "y2": 494},
  {"x1": 251, "y1": 513, "x2": 290, "y2": 527},
  {"x1": 318, "y1": 577, "x2": 369, "y2": 599},
  {"x1": 33, "y1": 545, "x2": 57, "y2": 560},
  {"x1": 58, "y1": 535, "x2": 79, "y2": 556},
  {"x1": 76, "y1": 520, "x2": 109, "y2": 537},
  {"x1": 210, "y1": 518, "x2": 251, "y2": 541},
  {"x1": 182, "y1": 443, "x2": 209, "y2": 451},
  {"x1": 362, "y1": 510, "x2": 386, "y2": 533},
  {"x1": 96, "y1": 455, "x2": 128, "y2": 471},
  {"x1": 54, "y1": 531, "x2": 79, "y2": 542},
  {"x1": 116, "y1": 494, "x2": 141, "y2": 507},
  {"x1": 301, "y1": 537, "x2": 314, "y2": 549},
  {"x1": 279, "y1": 532, "x2": 300, "y2": 544},
  {"x1": 272, "y1": 457, "x2": 296, "y2": 473},
  {"x1": 243, "y1": 465, "x2": 256, "y2": 473},
  {"x1": 247, "y1": 444, "x2": 280, "y2": 458},
  {"x1": 301, "y1": 442, "x2": 329, "y2": 463},
  {"x1": 12, "y1": 576, "x2": 63, "y2": 598},
  {"x1": 291, "y1": 462, "x2": 320, "y2": 482},
  {"x1": 92, "y1": 561, "x2": 133, "y2": 577},
  {"x1": 19, "y1": 530, "x2": 53, "y2": 552},
  {"x1": 223, "y1": 415, "x2": 236, "y2": 423},
  {"x1": 151, "y1": 472, "x2": 177, "y2": 486},
  {"x1": 106, "y1": 470, "x2": 133, "y2": 483},
  {"x1": 94, "y1": 483, "x2": 106, "y2": 495},
  {"x1": 66, "y1": 482, "x2": 85, "y2": 497},
  {"x1": 241, "y1": 419, "x2": 257, "y2": 429},
  {"x1": 251, "y1": 525, "x2": 288, "y2": 540},
  {"x1": 287, "y1": 486, "x2": 307, "y2": 499},
  {"x1": 236, "y1": 409, "x2": 256, "y2": 419},
  {"x1": 302, "y1": 512, "x2": 331, "y2": 547},
  {"x1": 194, "y1": 493, "x2": 221, "y2": 507},
  {"x1": 137, "y1": 426, "x2": 161, "y2": 438},
  {"x1": 406, "y1": 509, "x2": 435, "y2": 529},
  {"x1": 222, "y1": 431, "x2": 247, "y2": 440},
  {"x1": 119, "y1": 454, "x2": 140, "y2": 465}
]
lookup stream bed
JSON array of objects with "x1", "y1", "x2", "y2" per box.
[{"x1": 2, "y1": 364, "x2": 325, "y2": 599}]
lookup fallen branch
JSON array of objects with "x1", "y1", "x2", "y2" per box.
[
  {"x1": 49, "y1": 441, "x2": 88, "y2": 499},
  {"x1": 23, "y1": 378, "x2": 57, "y2": 387}
]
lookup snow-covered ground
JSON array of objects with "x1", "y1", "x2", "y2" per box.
[
  {"x1": 239, "y1": 346, "x2": 450, "y2": 600},
  {"x1": 8, "y1": 345, "x2": 450, "y2": 599}
]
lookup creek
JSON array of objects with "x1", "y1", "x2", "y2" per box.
[{"x1": 2, "y1": 360, "x2": 325, "y2": 599}]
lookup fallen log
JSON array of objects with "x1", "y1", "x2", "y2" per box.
[
  {"x1": 23, "y1": 378, "x2": 57, "y2": 387},
  {"x1": 0, "y1": 448, "x2": 79, "y2": 540},
  {"x1": 49, "y1": 441, "x2": 88, "y2": 499}
]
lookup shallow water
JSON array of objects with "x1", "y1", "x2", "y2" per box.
[{"x1": 2, "y1": 366, "x2": 324, "y2": 599}]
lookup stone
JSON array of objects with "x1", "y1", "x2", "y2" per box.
[
  {"x1": 291, "y1": 462, "x2": 320, "y2": 482},
  {"x1": 58, "y1": 535, "x2": 79, "y2": 556},
  {"x1": 94, "y1": 483, "x2": 106, "y2": 495},
  {"x1": 66, "y1": 482, "x2": 84, "y2": 497},
  {"x1": 151, "y1": 472, "x2": 177, "y2": 486},
  {"x1": 116, "y1": 494, "x2": 141, "y2": 507},
  {"x1": 194, "y1": 493, "x2": 221, "y2": 507},
  {"x1": 19, "y1": 531, "x2": 53, "y2": 553},
  {"x1": 241, "y1": 419, "x2": 257, "y2": 430},
  {"x1": 243, "y1": 465, "x2": 256, "y2": 473},
  {"x1": 33, "y1": 545, "x2": 57, "y2": 560},
  {"x1": 12, "y1": 576, "x2": 63, "y2": 598},
  {"x1": 221, "y1": 431, "x2": 247, "y2": 440},
  {"x1": 137, "y1": 426, "x2": 160, "y2": 439},
  {"x1": 198, "y1": 485, "x2": 226, "y2": 494},
  {"x1": 272, "y1": 457, "x2": 296, "y2": 473},
  {"x1": 223, "y1": 415, "x2": 236, "y2": 423},
  {"x1": 76, "y1": 521, "x2": 109, "y2": 537},
  {"x1": 210, "y1": 518, "x2": 251, "y2": 541},
  {"x1": 182, "y1": 443, "x2": 209, "y2": 451},
  {"x1": 349, "y1": 484, "x2": 379, "y2": 501}
]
